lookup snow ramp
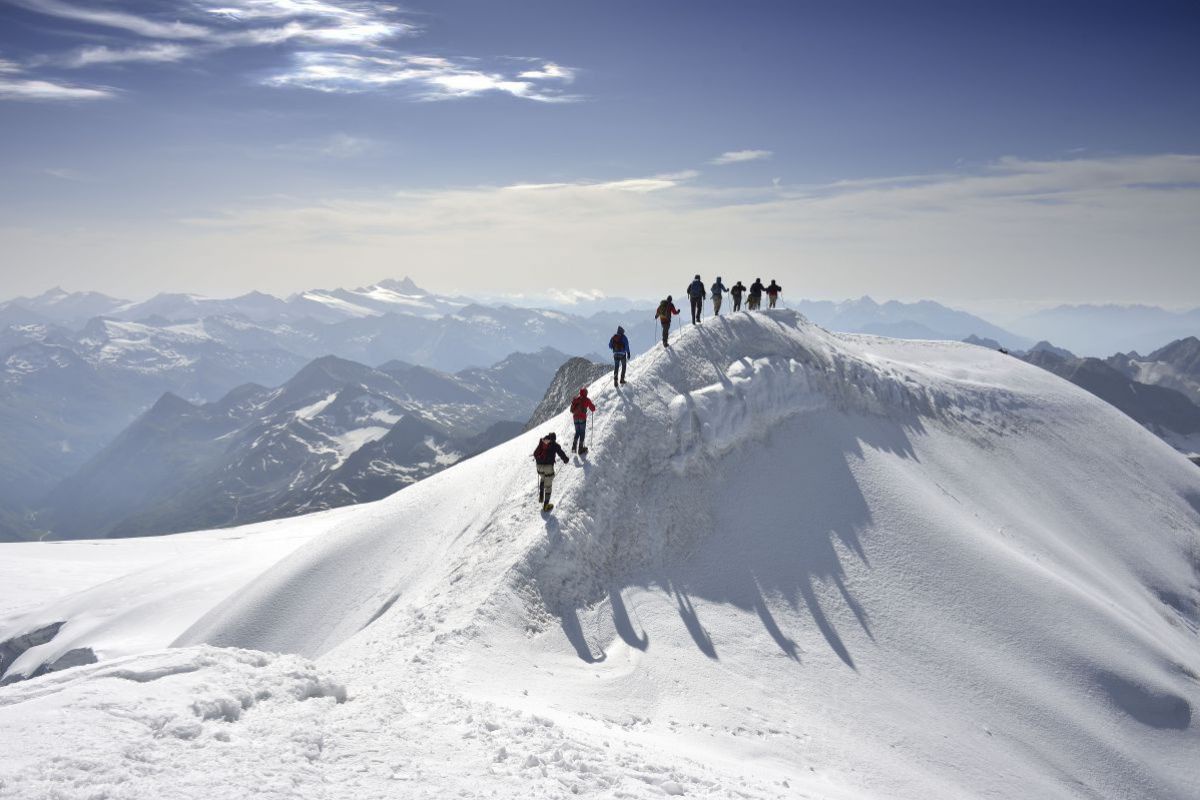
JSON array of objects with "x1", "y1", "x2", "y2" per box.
[{"x1": 4, "y1": 310, "x2": 1200, "y2": 799}]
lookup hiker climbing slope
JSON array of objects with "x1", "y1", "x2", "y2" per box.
[
  {"x1": 766, "y1": 279, "x2": 783, "y2": 308},
  {"x1": 748, "y1": 277, "x2": 765, "y2": 310},
  {"x1": 570, "y1": 388, "x2": 596, "y2": 454},
  {"x1": 533, "y1": 431, "x2": 570, "y2": 512},
  {"x1": 655, "y1": 295, "x2": 680, "y2": 348},
  {"x1": 608, "y1": 325, "x2": 630, "y2": 386},
  {"x1": 711, "y1": 276, "x2": 728, "y2": 316},
  {"x1": 730, "y1": 280, "x2": 746, "y2": 312},
  {"x1": 686, "y1": 274, "x2": 706, "y2": 324}
]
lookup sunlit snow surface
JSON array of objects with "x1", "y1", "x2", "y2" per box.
[{"x1": 2, "y1": 310, "x2": 1199, "y2": 799}]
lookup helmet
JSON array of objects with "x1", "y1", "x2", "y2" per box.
[
  {"x1": 617, "y1": 326, "x2": 624, "y2": 334},
  {"x1": 666, "y1": 295, "x2": 673, "y2": 302},
  {"x1": 694, "y1": 274, "x2": 701, "y2": 280},
  {"x1": 546, "y1": 432, "x2": 556, "y2": 440}
]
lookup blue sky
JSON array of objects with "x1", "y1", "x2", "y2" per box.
[{"x1": 1, "y1": 0, "x2": 1198, "y2": 309}]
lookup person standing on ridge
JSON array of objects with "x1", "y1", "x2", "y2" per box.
[
  {"x1": 710, "y1": 276, "x2": 728, "y2": 316},
  {"x1": 766, "y1": 279, "x2": 783, "y2": 308},
  {"x1": 533, "y1": 431, "x2": 569, "y2": 512},
  {"x1": 748, "y1": 277, "x2": 765, "y2": 311},
  {"x1": 569, "y1": 387, "x2": 596, "y2": 455},
  {"x1": 608, "y1": 326, "x2": 630, "y2": 387},
  {"x1": 686, "y1": 274, "x2": 706, "y2": 324},
  {"x1": 730, "y1": 280, "x2": 746, "y2": 312},
  {"x1": 655, "y1": 295, "x2": 680, "y2": 348}
]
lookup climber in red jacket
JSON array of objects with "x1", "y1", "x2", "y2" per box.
[{"x1": 569, "y1": 387, "x2": 597, "y2": 454}]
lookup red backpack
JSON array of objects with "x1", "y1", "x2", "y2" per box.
[
  {"x1": 570, "y1": 396, "x2": 588, "y2": 415},
  {"x1": 533, "y1": 440, "x2": 549, "y2": 460}
]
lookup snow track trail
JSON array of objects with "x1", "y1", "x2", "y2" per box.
[{"x1": 2, "y1": 310, "x2": 1199, "y2": 799}]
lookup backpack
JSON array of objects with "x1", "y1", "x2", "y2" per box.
[
  {"x1": 609, "y1": 334, "x2": 623, "y2": 352},
  {"x1": 533, "y1": 440, "x2": 549, "y2": 461},
  {"x1": 655, "y1": 300, "x2": 670, "y2": 319},
  {"x1": 570, "y1": 396, "x2": 588, "y2": 415}
]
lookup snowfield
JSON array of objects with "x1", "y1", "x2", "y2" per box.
[{"x1": 2, "y1": 310, "x2": 1198, "y2": 799}]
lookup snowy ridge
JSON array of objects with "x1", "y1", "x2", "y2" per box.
[{"x1": 2, "y1": 310, "x2": 1199, "y2": 798}]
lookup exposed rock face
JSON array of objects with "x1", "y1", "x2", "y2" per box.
[{"x1": 525, "y1": 358, "x2": 613, "y2": 431}]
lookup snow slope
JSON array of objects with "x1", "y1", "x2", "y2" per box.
[{"x1": 2, "y1": 310, "x2": 1199, "y2": 799}]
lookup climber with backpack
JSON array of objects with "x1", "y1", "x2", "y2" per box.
[
  {"x1": 608, "y1": 326, "x2": 631, "y2": 386},
  {"x1": 766, "y1": 279, "x2": 783, "y2": 308},
  {"x1": 569, "y1": 387, "x2": 597, "y2": 455},
  {"x1": 686, "y1": 274, "x2": 706, "y2": 324},
  {"x1": 654, "y1": 296, "x2": 681, "y2": 348},
  {"x1": 730, "y1": 280, "x2": 747, "y2": 312},
  {"x1": 710, "y1": 276, "x2": 728, "y2": 316},
  {"x1": 748, "y1": 278, "x2": 765, "y2": 311},
  {"x1": 533, "y1": 432, "x2": 570, "y2": 512}
]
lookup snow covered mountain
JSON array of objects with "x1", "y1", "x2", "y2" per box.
[
  {"x1": 36, "y1": 350, "x2": 566, "y2": 539},
  {"x1": 2, "y1": 310, "x2": 1197, "y2": 798},
  {"x1": 1109, "y1": 336, "x2": 1200, "y2": 407},
  {"x1": 0, "y1": 320, "x2": 308, "y2": 539},
  {"x1": 793, "y1": 295, "x2": 1030, "y2": 349},
  {"x1": 0, "y1": 279, "x2": 625, "y2": 540},
  {"x1": 0, "y1": 287, "x2": 127, "y2": 327},
  {"x1": 1017, "y1": 303, "x2": 1200, "y2": 357}
]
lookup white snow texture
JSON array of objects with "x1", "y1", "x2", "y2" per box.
[{"x1": 1, "y1": 310, "x2": 1198, "y2": 799}]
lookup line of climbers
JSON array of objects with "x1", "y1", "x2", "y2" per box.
[
  {"x1": 531, "y1": 276, "x2": 783, "y2": 512},
  {"x1": 655, "y1": 276, "x2": 782, "y2": 347}
]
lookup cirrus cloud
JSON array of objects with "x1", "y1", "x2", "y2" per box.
[
  {"x1": 711, "y1": 149, "x2": 773, "y2": 166},
  {"x1": 165, "y1": 154, "x2": 1200, "y2": 305},
  {"x1": 3, "y1": 0, "x2": 576, "y2": 104},
  {"x1": 265, "y1": 52, "x2": 578, "y2": 101}
]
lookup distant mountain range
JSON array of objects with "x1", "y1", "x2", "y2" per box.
[
  {"x1": 0, "y1": 279, "x2": 632, "y2": 540},
  {"x1": 0, "y1": 278, "x2": 470, "y2": 328},
  {"x1": 965, "y1": 335, "x2": 1200, "y2": 462},
  {"x1": 1014, "y1": 304, "x2": 1200, "y2": 357},
  {"x1": 4, "y1": 278, "x2": 1195, "y2": 538},
  {"x1": 35, "y1": 349, "x2": 565, "y2": 540},
  {"x1": 793, "y1": 296, "x2": 1032, "y2": 350}
]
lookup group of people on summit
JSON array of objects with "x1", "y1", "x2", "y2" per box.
[
  {"x1": 654, "y1": 276, "x2": 782, "y2": 347},
  {"x1": 531, "y1": 276, "x2": 783, "y2": 512}
]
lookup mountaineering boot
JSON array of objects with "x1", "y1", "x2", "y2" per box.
[
  {"x1": 578, "y1": 446, "x2": 589, "y2": 456},
  {"x1": 542, "y1": 502, "x2": 554, "y2": 512}
]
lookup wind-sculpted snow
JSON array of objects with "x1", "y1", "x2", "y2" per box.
[
  {"x1": 0, "y1": 647, "x2": 346, "y2": 798},
  {"x1": 2, "y1": 310, "x2": 1199, "y2": 799}
]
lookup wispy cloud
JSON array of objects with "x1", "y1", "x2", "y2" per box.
[
  {"x1": 266, "y1": 52, "x2": 578, "y2": 101},
  {"x1": 274, "y1": 132, "x2": 380, "y2": 158},
  {"x1": 516, "y1": 62, "x2": 574, "y2": 82},
  {"x1": 59, "y1": 43, "x2": 197, "y2": 67},
  {"x1": 711, "y1": 149, "x2": 773, "y2": 166},
  {"x1": 171, "y1": 155, "x2": 1200, "y2": 303},
  {"x1": 11, "y1": 0, "x2": 211, "y2": 39},
  {"x1": 9, "y1": 0, "x2": 576, "y2": 104},
  {"x1": 44, "y1": 167, "x2": 87, "y2": 180},
  {"x1": 505, "y1": 170, "x2": 698, "y2": 194},
  {"x1": 0, "y1": 54, "x2": 113, "y2": 100}
]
